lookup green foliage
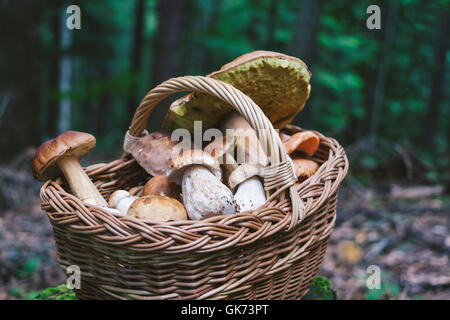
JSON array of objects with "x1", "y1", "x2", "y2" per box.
[
  {"x1": 302, "y1": 276, "x2": 337, "y2": 300},
  {"x1": 34, "y1": 284, "x2": 78, "y2": 300},
  {"x1": 33, "y1": 0, "x2": 450, "y2": 178}
]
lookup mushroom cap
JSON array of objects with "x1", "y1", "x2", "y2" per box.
[
  {"x1": 163, "y1": 50, "x2": 311, "y2": 135},
  {"x1": 279, "y1": 132, "x2": 291, "y2": 143},
  {"x1": 142, "y1": 175, "x2": 181, "y2": 199},
  {"x1": 127, "y1": 195, "x2": 187, "y2": 222},
  {"x1": 292, "y1": 156, "x2": 319, "y2": 181},
  {"x1": 129, "y1": 132, "x2": 178, "y2": 176},
  {"x1": 283, "y1": 131, "x2": 319, "y2": 156},
  {"x1": 166, "y1": 149, "x2": 221, "y2": 184},
  {"x1": 108, "y1": 190, "x2": 130, "y2": 208},
  {"x1": 203, "y1": 136, "x2": 237, "y2": 160},
  {"x1": 228, "y1": 163, "x2": 262, "y2": 189},
  {"x1": 32, "y1": 131, "x2": 96, "y2": 181}
]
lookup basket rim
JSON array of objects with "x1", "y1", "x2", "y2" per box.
[{"x1": 39, "y1": 126, "x2": 348, "y2": 254}]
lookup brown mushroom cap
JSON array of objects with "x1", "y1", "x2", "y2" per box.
[
  {"x1": 129, "y1": 132, "x2": 178, "y2": 176},
  {"x1": 283, "y1": 131, "x2": 319, "y2": 156},
  {"x1": 163, "y1": 50, "x2": 311, "y2": 135},
  {"x1": 292, "y1": 156, "x2": 319, "y2": 181},
  {"x1": 228, "y1": 163, "x2": 262, "y2": 189},
  {"x1": 127, "y1": 195, "x2": 187, "y2": 222},
  {"x1": 142, "y1": 175, "x2": 181, "y2": 199},
  {"x1": 32, "y1": 131, "x2": 96, "y2": 181},
  {"x1": 166, "y1": 149, "x2": 221, "y2": 184}
]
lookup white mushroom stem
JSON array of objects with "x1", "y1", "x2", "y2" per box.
[
  {"x1": 234, "y1": 176, "x2": 266, "y2": 213},
  {"x1": 182, "y1": 165, "x2": 236, "y2": 220},
  {"x1": 116, "y1": 196, "x2": 138, "y2": 214},
  {"x1": 57, "y1": 156, "x2": 108, "y2": 207}
]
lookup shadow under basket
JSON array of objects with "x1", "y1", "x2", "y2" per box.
[{"x1": 39, "y1": 76, "x2": 348, "y2": 300}]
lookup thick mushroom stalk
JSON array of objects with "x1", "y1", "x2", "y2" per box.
[
  {"x1": 228, "y1": 163, "x2": 266, "y2": 213},
  {"x1": 182, "y1": 166, "x2": 236, "y2": 220},
  {"x1": 167, "y1": 150, "x2": 236, "y2": 220},
  {"x1": 218, "y1": 113, "x2": 268, "y2": 212},
  {"x1": 32, "y1": 131, "x2": 108, "y2": 207},
  {"x1": 220, "y1": 111, "x2": 268, "y2": 167}
]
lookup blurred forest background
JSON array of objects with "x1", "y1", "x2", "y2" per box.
[{"x1": 0, "y1": 0, "x2": 449, "y2": 300}]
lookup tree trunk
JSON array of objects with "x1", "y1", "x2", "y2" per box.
[
  {"x1": 290, "y1": 0, "x2": 321, "y2": 128},
  {"x1": 148, "y1": 0, "x2": 185, "y2": 132},
  {"x1": 0, "y1": 0, "x2": 43, "y2": 161},
  {"x1": 57, "y1": 2, "x2": 73, "y2": 134},
  {"x1": 368, "y1": 1, "x2": 399, "y2": 138},
  {"x1": 422, "y1": 10, "x2": 449, "y2": 150},
  {"x1": 47, "y1": 4, "x2": 62, "y2": 138},
  {"x1": 127, "y1": 0, "x2": 145, "y2": 118}
]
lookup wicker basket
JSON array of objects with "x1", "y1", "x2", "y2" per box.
[{"x1": 39, "y1": 76, "x2": 348, "y2": 300}]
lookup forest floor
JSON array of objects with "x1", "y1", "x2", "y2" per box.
[{"x1": 0, "y1": 150, "x2": 449, "y2": 300}]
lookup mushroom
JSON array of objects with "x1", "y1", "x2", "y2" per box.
[
  {"x1": 116, "y1": 196, "x2": 138, "y2": 214},
  {"x1": 82, "y1": 198, "x2": 122, "y2": 214},
  {"x1": 163, "y1": 50, "x2": 311, "y2": 134},
  {"x1": 218, "y1": 113, "x2": 268, "y2": 213},
  {"x1": 32, "y1": 131, "x2": 108, "y2": 207},
  {"x1": 142, "y1": 175, "x2": 181, "y2": 200},
  {"x1": 108, "y1": 190, "x2": 130, "y2": 208},
  {"x1": 203, "y1": 135, "x2": 238, "y2": 182},
  {"x1": 220, "y1": 111, "x2": 268, "y2": 167},
  {"x1": 166, "y1": 150, "x2": 236, "y2": 220},
  {"x1": 108, "y1": 189, "x2": 138, "y2": 214},
  {"x1": 127, "y1": 195, "x2": 187, "y2": 222},
  {"x1": 283, "y1": 131, "x2": 319, "y2": 156},
  {"x1": 128, "y1": 132, "x2": 178, "y2": 176},
  {"x1": 292, "y1": 156, "x2": 319, "y2": 182},
  {"x1": 228, "y1": 164, "x2": 266, "y2": 213},
  {"x1": 279, "y1": 132, "x2": 291, "y2": 143},
  {"x1": 204, "y1": 135, "x2": 266, "y2": 213}
]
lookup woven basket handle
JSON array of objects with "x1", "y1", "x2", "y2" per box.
[{"x1": 123, "y1": 76, "x2": 304, "y2": 228}]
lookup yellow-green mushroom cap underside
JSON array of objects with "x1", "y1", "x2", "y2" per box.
[{"x1": 162, "y1": 50, "x2": 311, "y2": 135}]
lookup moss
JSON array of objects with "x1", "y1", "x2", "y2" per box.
[
  {"x1": 302, "y1": 276, "x2": 337, "y2": 300},
  {"x1": 163, "y1": 55, "x2": 311, "y2": 135},
  {"x1": 34, "y1": 284, "x2": 78, "y2": 300}
]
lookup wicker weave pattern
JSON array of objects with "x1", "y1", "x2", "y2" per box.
[{"x1": 38, "y1": 76, "x2": 348, "y2": 300}]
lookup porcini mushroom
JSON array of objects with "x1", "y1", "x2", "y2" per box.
[
  {"x1": 108, "y1": 190, "x2": 138, "y2": 214},
  {"x1": 128, "y1": 132, "x2": 178, "y2": 176},
  {"x1": 203, "y1": 135, "x2": 238, "y2": 182},
  {"x1": 228, "y1": 163, "x2": 266, "y2": 213},
  {"x1": 32, "y1": 131, "x2": 108, "y2": 207},
  {"x1": 127, "y1": 195, "x2": 187, "y2": 222},
  {"x1": 166, "y1": 150, "x2": 236, "y2": 220},
  {"x1": 204, "y1": 136, "x2": 267, "y2": 213},
  {"x1": 283, "y1": 131, "x2": 319, "y2": 156},
  {"x1": 142, "y1": 175, "x2": 181, "y2": 200},
  {"x1": 220, "y1": 111, "x2": 268, "y2": 167},
  {"x1": 108, "y1": 190, "x2": 130, "y2": 208},
  {"x1": 163, "y1": 50, "x2": 311, "y2": 134}
]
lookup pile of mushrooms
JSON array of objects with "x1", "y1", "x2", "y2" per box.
[
  {"x1": 279, "y1": 130, "x2": 320, "y2": 186},
  {"x1": 32, "y1": 50, "x2": 320, "y2": 223}
]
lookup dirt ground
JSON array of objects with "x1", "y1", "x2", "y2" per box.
[{"x1": 0, "y1": 154, "x2": 449, "y2": 299}]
